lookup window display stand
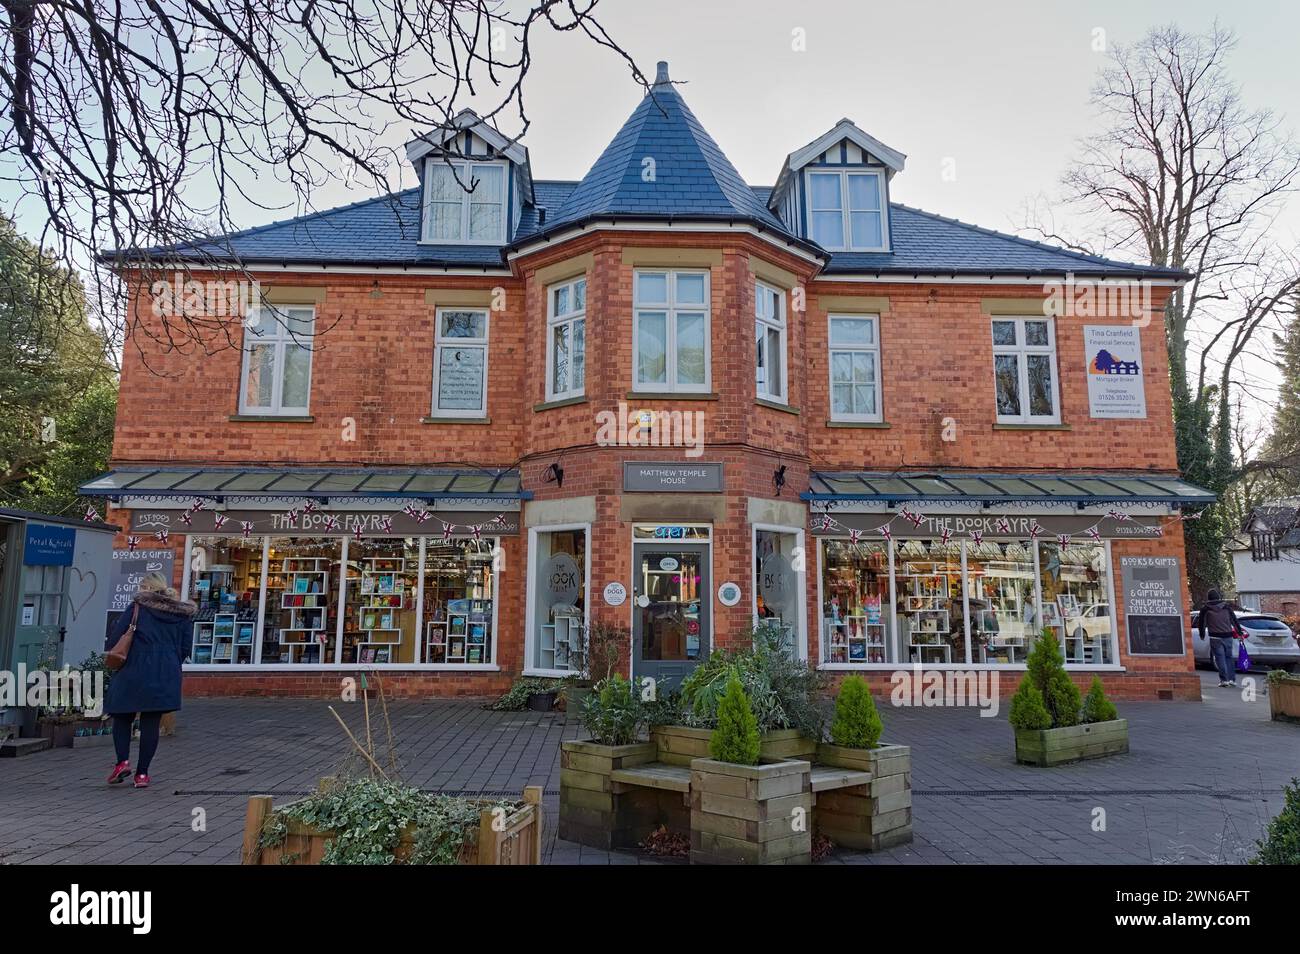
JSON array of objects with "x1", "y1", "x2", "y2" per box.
[
  {"x1": 277, "y1": 557, "x2": 330, "y2": 664},
  {"x1": 424, "y1": 620, "x2": 448, "y2": 663},
  {"x1": 356, "y1": 557, "x2": 406, "y2": 664},
  {"x1": 539, "y1": 613, "x2": 582, "y2": 670},
  {"x1": 824, "y1": 616, "x2": 885, "y2": 663}
]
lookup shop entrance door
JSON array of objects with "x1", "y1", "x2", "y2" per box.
[{"x1": 632, "y1": 543, "x2": 709, "y2": 689}]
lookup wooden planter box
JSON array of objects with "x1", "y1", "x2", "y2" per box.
[
  {"x1": 689, "y1": 758, "x2": 812, "y2": 865},
  {"x1": 559, "y1": 739, "x2": 659, "y2": 850},
  {"x1": 1014, "y1": 719, "x2": 1128, "y2": 767},
  {"x1": 241, "y1": 784, "x2": 543, "y2": 865},
  {"x1": 1269, "y1": 675, "x2": 1300, "y2": 724},
  {"x1": 814, "y1": 743, "x2": 913, "y2": 850},
  {"x1": 652, "y1": 725, "x2": 817, "y2": 765},
  {"x1": 36, "y1": 720, "x2": 78, "y2": 749}
]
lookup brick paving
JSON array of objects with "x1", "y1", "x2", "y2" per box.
[{"x1": 1, "y1": 671, "x2": 1293, "y2": 865}]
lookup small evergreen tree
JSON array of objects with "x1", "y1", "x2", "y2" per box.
[
  {"x1": 709, "y1": 671, "x2": 761, "y2": 765},
  {"x1": 1008, "y1": 680, "x2": 1053, "y2": 730},
  {"x1": 1080, "y1": 676, "x2": 1119, "y2": 724},
  {"x1": 1019, "y1": 629, "x2": 1081, "y2": 728},
  {"x1": 1252, "y1": 777, "x2": 1300, "y2": 865},
  {"x1": 830, "y1": 675, "x2": 883, "y2": 749}
]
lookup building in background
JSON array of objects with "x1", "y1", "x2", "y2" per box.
[
  {"x1": 86, "y1": 62, "x2": 1212, "y2": 701},
  {"x1": 1230, "y1": 500, "x2": 1300, "y2": 619}
]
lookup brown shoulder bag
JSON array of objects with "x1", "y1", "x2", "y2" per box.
[{"x1": 105, "y1": 605, "x2": 140, "y2": 671}]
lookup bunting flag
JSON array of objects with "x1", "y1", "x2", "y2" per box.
[
  {"x1": 154, "y1": 529, "x2": 170, "y2": 545},
  {"x1": 379, "y1": 516, "x2": 394, "y2": 534},
  {"x1": 970, "y1": 529, "x2": 984, "y2": 547},
  {"x1": 126, "y1": 535, "x2": 140, "y2": 552},
  {"x1": 848, "y1": 528, "x2": 862, "y2": 545},
  {"x1": 322, "y1": 515, "x2": 339, "y2": 533},
  {"x1": 178, "y1": 512, "x2": 193, "y2": 527},
  {"x1": 489, "y1": 513, "x2": 507, "y2": 526},
  {"x1": 1056, "y1": 533, "x2": 1071, "y2": 549},
  {"x1": 939, "y1": 527, "x2": 953, "y2": 547},
  {"x1": 240, "y1": 521, "x2": 255, "y2": 539},
  {"x1": 402, "y1": 504, "x2": 420, "y2": 519},
  {"x1": 213, "y1": 513, "x2": 228, "y2": 530},
  {"x1": 442, "y1": 522, "x2": 453, "y2": 543},
  {"x1": 1087, "y1": 525, "x2": 1101, "y2": 542},
  {"x1": 471, "y1": 524, "x2": 483, "y2": 541},
  {"x1": 1028, "y1": 522, "x2": 1043, "y2": 540},
  {"x1": 994, "y1": 517, "x2": 1012, "y2": 535},
  {"x1": 189, "y1": 499, "x2": 207, "y2": 513},
  {"x1": 879, "y1": 525, "x2": 891, "y2": 542},
  {"x1": 414, "y1": 509, "x2": 431, "y2": 524},
  {"x1": 302, "y1": 500, "x2": 318, "y2": 515},
  {"x1": 818, "y1": 513, "x2": 834, "y2": 532},
  {"x1": 1106, "y1": 508, "x2": 1131, "y2": 522},
  {"x1": 83, "y1": 505, "x2": 101, "y2": 523},
  {"x1": 353, "y1": 525, "x2": 364, "y2": 543},
  {"x1": 285, "y1": 507, "x2": 300, "y2": 528}
]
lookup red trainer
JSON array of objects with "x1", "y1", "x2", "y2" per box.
[
  {"x1": 107, "y1": 761, "x2": 131, "y2": 785},
  {"x1": 133, "y1": 773, "x2": 150, "y2": 789}
]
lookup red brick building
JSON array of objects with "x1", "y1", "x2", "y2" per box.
[{"x1": 88, "y1": 63, "x2": 1213, "y2": 701}]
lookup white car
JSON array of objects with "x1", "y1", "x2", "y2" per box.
[{"x1": 1190, "y1": 611, "x2": 1300, "y2": 673}]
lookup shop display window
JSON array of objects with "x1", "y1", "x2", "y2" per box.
[
  {"x1": 418, "y1": 537, "x2": 497, "y2": 664},
  {"x1": 187, "y1": 535, "x2": 263, "y2": 665},
  {"x1": 820, "y1": 539, "x2": 889, "y2": 663},
  {"x1": 530, "y1": 528, "x2": 587, "y2": 671},
  {"x1": 962, "y1": 540, "x2": 1038, "y2": 665},
  {"x1": 892, "y1": 539, "x2": 964, "y2": 664},
  {"x1": 343, "y1": 538, "x2": 419, "y2": 665},
  {"x1": 1038, "y1": 540, "x2": 1115, "y2": 665},
  {"x1": 261, "y1": 537, "x2": 341, "y2": 664},
  {"x1": 755, "y1": 529, "x2": 802, "y2": 656}
]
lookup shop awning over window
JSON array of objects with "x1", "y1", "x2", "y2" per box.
[
  {"x1": 80, "y1": 466, "x2": 529, "y2": 502},
  {"x1": 802, "y1": 471, "x2": 1215, "y2": 507}
]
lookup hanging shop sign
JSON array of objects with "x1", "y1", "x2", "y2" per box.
[
  {"x1": 623, "y1": 462, "x2": 724, "y2": 493},
  {"x1": 1084, "y1": 325, "x2": 1147, "y2": 419},
  {"x1": 1119, "y1": 555, "x2": 1186, "y2": 656},
  {"x1": 809, "y1": 510, "x2": 1162, "y2": 539},
  {"x1": 108, "y1": 548, "x2": 176, "y2": 614},
  {"x1": 127, "y1": 508, "x2": 520, "y2": 536}
]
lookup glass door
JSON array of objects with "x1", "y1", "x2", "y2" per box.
[{"x1": 632, "y1": 543, "x2": 709, "y2": 689}]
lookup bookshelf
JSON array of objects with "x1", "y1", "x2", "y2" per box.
[
  {"x1": 355, "y1": 557, "x2": 406, "y2": 663},
  {"x1": 273, "y1": 557, "x2": 330, "y2": 663},
  {"x1": 191, "y1": 612, "x2": 255, "y2": 664},
  {"x1": 539, "y1": 612, "x2": 582, "y2": 671},
  {"x1": 824, "y1": 614, "x2": 886, "y2": 663},
  {"x1": 898, "y1": 561, "x2": 956, "y2": 662}
]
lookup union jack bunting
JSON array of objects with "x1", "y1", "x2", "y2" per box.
[
  {"x1": 818, "y1": 513, "x2": 835, "y2": 532},
  {"x1": 353, "y1": 525, "x2": 364, "y2": 542},
  {"x1": 302, "y1": 500, "x2": 318, "y2": 515},
  {"x1": 178, "y1": 512, "x2": 192, "y2": 527},
  {"x1": 1056, "y1": 534, "x2": 1071, "y2": 549},
  {"x1": 83, "y1": 505, "x2": 101, "y2": 522},
  {"x1": 379, "y1": 516, "x2": 394, "y2": 534},
  {"x1": 240, "y1": 521, "x2": 255, "y2": 538},
  {"x1": 126, "y1": 535, "x2": 139, "y2": 552},
  {"x1": 969, "y1": 529, "x2": 984, "y2": 547},
  {"x1": 414, "y1": 509, "x2": 431, "y2": 524},
  {"x1": 189, "y1": 499, "x2": 207, "y2": 513},
  {"x1": 880, "y1": 525, "x2": 891, "y2": 542},
  {"x1": 848, "y1": 528, "x2": 862, "y2": 545},
  {"x1": 154, "y1": 530, "x2": 170, "y2": 544},
  {"x1": 285, "y1": 508, "x2": 299, "y2": 527},
  {"x1": 1106, "y1": 509, "x2": 1131, "y2": 522},
  {"x1": 213, "y1": 513, "x2": 228, "y2": 530},
  {"x1": 994, "y1": 517, "x2": 1012, "y2": 534},
  {"x1": 939, "y1": 527, "x2": 953, "y2": 546},
  {"x1": 471, "y1": 524, "x2": 483, "y2": 541},
  {"x1": 322, "y1": 515, "x2": 339, "y2": 532},
  {"x1": 1028, "y1": 522, "x2": 1043, "y2": 539},
  {"x1": 1087, "y1": 525, "x2": 1101, "y2": 541},
  {"x1": 442, "y1": 522, "x2": 453, "y2": 542},
  {"x1": 402, "y1": 504, "x2": 419, "y2": 518}
]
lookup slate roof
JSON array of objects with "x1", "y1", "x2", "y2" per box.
[
  {"x1": 104, "y1": 64, "x2": 1185, "y2": 281},
  {"x1": 1244, "y1": 502, "x2": 1300, "y2": 548}
]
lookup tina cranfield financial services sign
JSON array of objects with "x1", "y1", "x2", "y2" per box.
[{"x1": 1085, "y1": 325, "x2": 1147, "y2": 419}]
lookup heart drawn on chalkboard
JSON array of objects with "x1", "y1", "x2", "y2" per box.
[{"x1": 69, "y1": 566, "x2": 98, "y2": 622}]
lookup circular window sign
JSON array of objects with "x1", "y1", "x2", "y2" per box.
[
  {"x1": 659, "y1": 556, "x2": 679, "y2": 571},
  {"x1": 602, "y1": 582, "x2": 627, "y2": 607},
  {"x1": 717, "y1": 581, "x2": 743, "y2": 607}
]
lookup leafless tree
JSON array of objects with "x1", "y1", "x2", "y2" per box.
[
  {"x1": 0, "y1": 0, "x2": 647, "y2": 368},
  {"x1": 1024, "y1": 23, "x2": 1300, "y2": 594}
]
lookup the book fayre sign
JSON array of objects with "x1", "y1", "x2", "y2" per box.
[
  {"x1": 1120, "y1": 555, "x2": 1185, "y2": 656},
  {"x1": 1085, "y1": 324, "x2": 1147, "y2": 419}
]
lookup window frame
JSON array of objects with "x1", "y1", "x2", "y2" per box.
[
  {"x1": 827, "y1": 313, "x2": 883, "y2": 423},
  {"x1": 431, "y1": 307, "x2": 491, "y2": 418},
  {"x1": 991, "y1": 315, "x2": 1062, "y2": 425},
  {"x1": 238, "y1": 304, "x2": 315, "y2": 417},
  {"x1": 752, "y1": 523, "x2": 807, "y2": 661},
  {"x1": 420, "y1": 158, "x2": 509, "y2": 245},
  {"x1": 545, "y1": 276, "x2": 587, "y2": 402},
  {"x1": 755, "y1": 281, "x2": 788, "y2": 403},
  {"x1": 803, "y1": 168, "x2": 889, "y2": 252},
  {"x1": 632, "y1": 268, "x2": 712, "y2": 394},
  {"x1": 522, "y1": 522, "x2": 593, "y2": 677}
]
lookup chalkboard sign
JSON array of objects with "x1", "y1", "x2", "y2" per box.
[
  {"x1": 1120, "y1": 556, "x2": 1187, "y2": 656},
  {"x1": 1126, "y1": 615, "x2": 1184, "y2": 656}
]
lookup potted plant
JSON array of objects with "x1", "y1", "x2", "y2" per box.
[
  {"x1": 653, "y1": 627, "x2": 823, "y2": 765},
  {"x1": 562, "y1": 620, "x2": 627, "y2": 712},
  {"x1": 1010, "y1": 631, "x2": 1128, "y2": 766},
  {"x1": 487, "y1": 676, "x2": 566, "y2": 713},
  {"x1": 1267, "y1": 669, "x2": 1300, "y2": 724},
  {"x1": 558, "y1": 675, "x2": 656, "y2": 850},
  {"x1": 814, "y1": 675, "x2": 913, "y2": 850},
  {"x1": 688, "y1": 672, "x2": 813, "y2": 865}
]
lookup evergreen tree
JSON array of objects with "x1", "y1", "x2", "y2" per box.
[{"x1": 709, "y1": 671, "x2": 761, "y2": 765}]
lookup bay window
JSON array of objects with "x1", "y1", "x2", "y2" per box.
[
  {"x1": 806, "y1": 169, "x2": 887, "y2": 251},
  {"x1": 633, "y1": 269, "x2": 710, "y2": 392},
  {"x1": 422, "y1": 160, "x2": 506, "y2": 244},
  {"x1": 239, "y1": 305, "x2": 313, "y2": 416},
  {"x1": 992, "y1": 317, "x2": 1060, "y2": 424},
  {"x1": 547, "y1": 277, "x2": 586, "y2": 401},
  {"x1": 755, "y1": 282, "x2": 787, "y2": 402},
  {"x1": 432, "y1": 308, "x2": 489, "y2": 417}
]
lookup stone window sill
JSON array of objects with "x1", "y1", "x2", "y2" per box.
[
  {"x1": 625, "y1": 391, "x2": 720, "y2": 401},
  {"x1": 533, "y1": 396, "x2": 588, "y2": 412},
  {"x1": 826, "y1": 420, "x2": 890, "y2": 429},
  {"x1": 992, "y1": 422, "x2": 1071, "y2": 431},
  {"x1": 421, "y1": 416, "x2": 491, "y2": 425},
  {"x1": 228, "y1": 414, "x2": 314, "y2": 423},
  {"x1": 756, "y1": 398, "x2": 799, "y2": 415}
]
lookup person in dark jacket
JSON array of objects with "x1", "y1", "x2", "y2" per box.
[
  {"x1": 104, "y1": 572, "x2": 196, "y2": 787},
  {"x1": 1198, "y1": 588, "x2": 1241, "y2": 688}
]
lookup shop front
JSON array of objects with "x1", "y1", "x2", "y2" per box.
[
  {"x1": 804, "y1": 470, "x2": 1215, "y2": 698},
  {"x1": 81, "y1": 467, "x2": 525, "y2": 685}
]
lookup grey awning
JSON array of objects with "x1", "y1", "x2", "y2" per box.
[
  {"x1": 80, "y1": 466, "x2": 529, "y2": 501},
  {"x1": 802, "y1": 470, "x2": 1215, "y2": 507}
]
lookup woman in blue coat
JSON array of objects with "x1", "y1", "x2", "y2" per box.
[{"x1": 104, "y1": 572, "x2": 196, "y2": 788}]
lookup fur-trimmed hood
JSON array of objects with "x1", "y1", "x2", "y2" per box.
[{"x1": 134, "y1": 589, "x2": 198, "y2": 618}]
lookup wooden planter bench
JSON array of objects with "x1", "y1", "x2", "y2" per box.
[{"x1": 241, "y1": 783, "x2": 544, "y2": 865}]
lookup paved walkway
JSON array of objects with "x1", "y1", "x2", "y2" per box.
[{"x1": 1, "y1": 672, "x2": 1293, "y2": 865}]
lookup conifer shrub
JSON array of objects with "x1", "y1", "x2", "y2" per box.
[
  {"x1": 1010, "y1": 629, "x2": 1082, "y2": 729},
  {"x1": 1008, "y1": 680, "x2": 1053, "y2": 731},
  {"x1": 829, "y1": 674, "x2": 883, "y2": 749},
  {"x1": 1252, "y1": 778, "x2": 1300, "y2": 865},
  {"x1": 708, "y1": 670, "x2": 761, "y2": 765},
  {"x1": 1080, "y1": 676, "x2": 1119, "y2": 724}
]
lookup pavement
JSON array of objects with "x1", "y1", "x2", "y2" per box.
[{"x1": 0, "y1": 671, "x2": 1294, "y2": 865}]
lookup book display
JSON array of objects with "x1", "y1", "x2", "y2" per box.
[
  {"x1": 420, "y1": 544, "x2": 495, "y2": 663},
  {"x1": 820, "y1": 540, "x2": 889, "y2": 664},
  {"x1": 897, "y1": 559, "x2": 956, "y2": 662},
  {"x1": 824, "y1": 595, "x2": 886, "y2": 664},
  {"x1": 272, "y1": 556, "x2": 330, "y2": 664},
  {"x1": 353, "y1": 557, "x2": 408, "y2": 663}
]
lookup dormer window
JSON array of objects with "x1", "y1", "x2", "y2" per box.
[
  {"x1": 806, "y1": 169, "x2": 886, "y2": 251},
  {"x1": 422, "y1": 159, "x2": 507, "y2": 244}
]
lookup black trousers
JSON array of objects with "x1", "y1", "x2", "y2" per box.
[{"x1": 112, "y1": 711, "x2": 164, "y2": 774}]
